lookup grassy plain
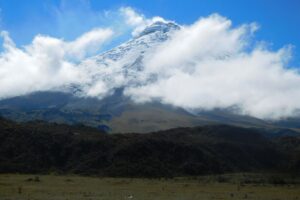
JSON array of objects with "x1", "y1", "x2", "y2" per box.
[{"x1": 0, "y1": 173, "x2": 299, "y2": 200}]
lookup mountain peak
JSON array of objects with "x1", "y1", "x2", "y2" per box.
[{"x1": 137, "y1": 21, "x2": 180, "y2": 38}]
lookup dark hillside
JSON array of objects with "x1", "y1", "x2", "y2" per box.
[{"x1": 0, "y1": 118, "x2": 298, "y2": 177}]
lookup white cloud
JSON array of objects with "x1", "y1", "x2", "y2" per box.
[
  {"x1": 67, "y1": 28, "x2": 113, "y2": 59},
  {"x1": 0, "y1": 28, "x2": 113, "y2": 99},
  {"x1": 1, "y1": 31, "x2": 16, "y2": 50},
  {"x1": 119, "y1": 7, "x2": 145, "y2": 27},
  {"x1": 119, "y1": 6, "x2": 170, "y2": 37},
  {"x1": 125, "y1": 14, "x2": 300, "y2": 120}
]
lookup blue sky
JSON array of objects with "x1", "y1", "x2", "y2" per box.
[{"x1": 0, "y1": 0, "x2": 299, "y2": 65}]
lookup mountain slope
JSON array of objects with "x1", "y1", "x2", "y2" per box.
[
  {"x1": 1, "y1": 90, "x2": 300, "y2": 133},
  {"x1": 0, "y1": 90, "x2": 214, "y2": 132}
]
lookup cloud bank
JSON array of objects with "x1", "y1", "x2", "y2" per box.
[
  {"x1": 0, "y1": 7, "x2": 300, "y2": 120},
  {"x1": 0, "y1": 28, "x2": 113, "y2": 99},
  {"x1": 125, "y1": 14, "x2": 300, "y2": 119}
]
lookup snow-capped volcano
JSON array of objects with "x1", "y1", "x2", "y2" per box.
[
  {"x1": 97, "y1": 21, "x2": 180, "y2": 61},
  {"x1": 0, "y1": 20, "x2": 299, "y2": 133},
  {"x1": 136, "y1": 21, "x2": 180, "y2": 38},
  {"x1": 77, "y1": 21, "x2": 180, "y2": 97}
]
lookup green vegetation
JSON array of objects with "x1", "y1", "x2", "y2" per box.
[
  {"x1": 0, "y1": 173, "x2": 300, "y2": 200},
  {"x1": 1, "y1": 117, "x2": 299, "y2": 177}
]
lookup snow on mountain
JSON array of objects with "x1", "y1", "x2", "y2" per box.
[{"x1": 76, "y1": 21, "x2": 180, "y2": 98}]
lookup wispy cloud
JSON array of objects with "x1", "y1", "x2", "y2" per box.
[{"x1": 119, "y1": 6, "x2": 171, "y2": 36}]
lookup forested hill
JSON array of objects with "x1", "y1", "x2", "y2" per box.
[{"x1": 0, "y1": 117, "x2": 299, "y2": 177}]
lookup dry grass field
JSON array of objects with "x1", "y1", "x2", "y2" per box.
[{"x1": 0, "y1": 173, "x2": 299, "y2": 200}]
